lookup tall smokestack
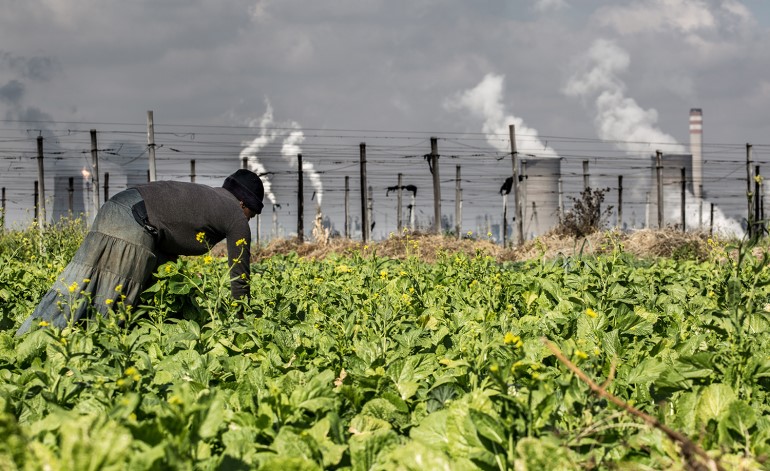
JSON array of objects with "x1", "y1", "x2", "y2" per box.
[{"x1": 690, "y1": 108, "x2": 703, "y2": 226}]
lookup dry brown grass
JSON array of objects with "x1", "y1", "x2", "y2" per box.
[{"x1": 232, "y1": 228, "x2": 722, "y2": 263}]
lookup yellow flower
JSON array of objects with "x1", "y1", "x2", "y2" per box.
[
  {"x1": 585, "y1": 308, "x2": 598, "y2": 318},
  {"x1": 82, "y1": 278, "x2": 91, "y2": 283},
  {"x1": 575, "y1": 350, "x2": 588, "y2": 360},
  {"x1": 196, "y1": 232, "x2": 206, "y2": 243},
  {"x1": 504, "y1": 332, "x2": 519, "y2": 345},
  {"x1": 236, "y1": 238, "x2": 247, "y2": 247},
  {"x1": 38, "y1": 320, "x2": 50, "y2": 327},
  {"x1": 487, "y1": 232, "x2": 492, "y2": 238},
  {"x1": 336, "y1": 264, "x2": 351, "y2": 274},
  {"x1": 68, "y1": 282, "x2": 78, "y2": 293},
  {"x1": 204, "y1": 255, "x2": 213, "y2": 264},
  {"x1": 467, "y1": 231, "x2": 473, "y2": 236},
  {"x1": 380, "y1": 269, "x2": 388, "y2": 279},
  {"x1": 124, "y1": 366, "x2": 139, "y2": 376},
  {"x1": 114, "y1": 284, "x2": 123, "y2": 293},
  {"x1": 105, "y1": 299, "x2": 113, "y2": 305}
]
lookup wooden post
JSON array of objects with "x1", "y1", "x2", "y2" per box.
[
  {"x1": 429, "y1": 137, "x2": 441, "y2": 234},
  {"x1": 36, "y1": 136, "x2": 46, "y2": 229},
  {"x1": 397, "y1": 173, "x2": 403, "y2": 233},
  {"x1": 509, "y1": 125, "x2": 523, "y2": 245},
  {"x1": 680, "y1": 167, "x2": 686, "y2": 232},
  {"x1": 756, "y1": 165, "x2": 762, "y2": 235},
  {"x1": 190, "y1": 160, "x2": 196, "y2": 183},
  {"x1": 455, "y1": 165, "x2": 462, "y2": 239},
  {"x1": 90, "y1": 129, "x2": 100, "y2": 213},
  {"x1": 272, "y1": 206, "x2": 278, "y2": 240},
  {"x1": 34, "y1": 181, "x2": 39, "y2": 223},
  {"x1": 103, "y1": 172, "x2": 110, "y2": 202},
  {"x1": 656, "y1": 150, "x2": 664, "y2": 229},
  {"x1": 67, "y1": 177, "x2": 74, "y2": 215},
  {"x1": 410, "y1": 191, "x2": 416, "y2": 230},
  {"x1": 359, "y1": 143, "x2": 368, "y2": 242},
  {"x1": 147, "y1": 111, "x2": 157, "y2": 182},
  {"x1": 502, "y1": 192, "x2": 508, "y2": 246},
  {"x1": 297, "y1": 153, "x2": 304, "y2": 242},
  {"x1": 1, "y1": 187, "x2": 5, "y2": 230},
  {"x1": 617, "y1": 175, "x2": 623, "y2": 228},
  {"x1": 344, "y1": 176, "x2": 350, "y2": 238},
  {"x1": 747, "y1": 143, "x2": 754, "y2": 238},
  {"x1": 583, "y1": 160, "x2": 590, "y2": 191},
  {"x1": 367, "y1": 185, "x2": 374, "y2": 238}
]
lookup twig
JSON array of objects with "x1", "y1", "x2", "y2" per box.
[{"x1": 542, "y1": 337, "x2": 723, "y2": 471}]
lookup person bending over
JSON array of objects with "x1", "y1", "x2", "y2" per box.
[{"x1": 16, "y1": 169, "x2": 264, "y2": 335}]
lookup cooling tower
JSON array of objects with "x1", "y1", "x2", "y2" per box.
[{"x1": 520, "y1": 156, "x2": 562, "y2": 239}]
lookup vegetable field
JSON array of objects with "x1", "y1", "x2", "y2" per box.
[{"x1": 2, "y1": 226, "x2": 770, "y2": 470}]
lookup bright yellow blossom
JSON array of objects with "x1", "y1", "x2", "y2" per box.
[{"x1": 585, "y1": 308, "x2": 598, "y2": 318}]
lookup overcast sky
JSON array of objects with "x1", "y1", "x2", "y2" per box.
[{"x1": 1, "y1": 0, "x2": 769, "y2": 237}]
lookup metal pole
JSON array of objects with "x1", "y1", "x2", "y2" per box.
[
  {"x1": 656, "y1": 150, "x2": 664, "y2": 229},
  {"x1": 103, "y1": 172, "x2": 110, "y2": 202},
  {"x1": 681, "y1": 167, "x2": 686, "y2": 232},
  {"x1": 756, "y1": 165, "x2": 762, "y2": 236},
  {"x1": 509, "y1": 125, "x2": 523, "y2": 245},
  {"x1": 34, "y1": 181, "x2": 39, "y2": 223},
  {"x1": 1, "y1": 187, "x2": 6, "y2": 230},
  {"x1": 502, "y1": 193, "x2": 508, "y2": 246},
  {"x1": 617, "y1": 175, "x2": 623, "y2": 229},
  {"x1": 747, "y1": 143, "x2": 754, "y2": 238},
  {"x1": 430, "y1": 137, "x2": 441, "y2": 234},
  {"x1": 36, "y1": 136, "x2": 46, "y2": 229},
  {"x1": 147, "y1": 111, "x2": 157, "y2": 182},
  {"x1": 344, "y1": 176, "x2": 350, "y2": 239},
  {"x1": 90, "y1": 129, "x2": 100, "y2": 213},
  {"x1": 297, "y1": 153, "x2": 304, "y2": 242},
  {"x1": 367, "y1": 185, "x2": 374, "y2": 238},
  {"x1": 583, "y1": 160, "x2": 590, "y2": 191},
  {"x1": 67, "y1": 177, "x2": 74, "y2": 215},
  {"x1": 190, "y1": 160, "x2": 196, "y2": 183},
  {"x1": 455, "y1": 165, "x2": 462, "y2": 239},
  {"x1": 397, "y1": 173, "x2": 403, "y2": 233},
  {"x1": 359, "y1": 143, "x2": 368, "y2": 242}
]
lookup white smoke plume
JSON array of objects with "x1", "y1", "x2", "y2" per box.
[
  {"x1": 663, "y1": 187, "x2": 744, "y2": 237},
  {"x1": 280, "y1": 124, "x2": 323, "y2": 208},
  {"x1": 240, "y1": 101, "x2": 278, "y2": 204},
  {"x1": 445, "y1": 73, "x2": 559, "y2": 158},
  {"x1": 563, "y1": 39, "x2": 685, "y2": 155},
  {"x1": 566, "y1": 38, "x2": 743, "y2": 237},
  {"x1": 239, "y1": 100, "x2": 324, "y2": 209}
]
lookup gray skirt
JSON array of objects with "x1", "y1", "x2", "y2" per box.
[{"x1": 16, "y1": 189, "x2": 158, "y2": 335}]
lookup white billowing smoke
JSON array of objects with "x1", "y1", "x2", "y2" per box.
[
  {"x1": 445, "y1": 73, "x2": 559, "y2": 158},
  {"x1": 239, "y1": 100, "x2": 324, "y2": 208},
  {"x1": 280, "y1": 124, "x2": 323, "y2": 208},
  {"x1": 240, "y1": 102, "x2": 278, "y2": 204},
  {"x1": 564, "y1": 39, "x2": 685, "y2": 155},
  {"x1": 565, "y1": 38, "x2": 743, "y2": 237}
]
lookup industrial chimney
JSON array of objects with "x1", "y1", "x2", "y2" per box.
[{"x1": 689, "y1": 108, "x2": 703, "y2": 225}]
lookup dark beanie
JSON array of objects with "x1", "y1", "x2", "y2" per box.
[{"x1": 223, "y1": 169, "x2": 264, "y2": 214}]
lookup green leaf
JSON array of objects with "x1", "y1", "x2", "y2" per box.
[
  {"x1": 697, "y1": 383, "x2": 736, "y2": 425},
  {"x1": 469, "y1": 409, "x2": 505, "y2": 445}
]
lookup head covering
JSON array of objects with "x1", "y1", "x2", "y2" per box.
[{"x1": 223, "y1": 169, "x2": 264, "y2": 214}]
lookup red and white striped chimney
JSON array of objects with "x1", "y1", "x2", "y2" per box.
[
  {"x1": 689, "y1": 108, "x2": 703, "y2": 201},
  {"x1": 690, "y1": 108, "x2": 703, "y2": 228}
]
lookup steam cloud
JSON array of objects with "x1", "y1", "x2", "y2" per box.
[
  {"x1": 239, "y1": 100, "x2": 325, "y2": 208},
  {"x1": 240, "y1": 102, "x2": 278, "y2": 204},
  {"x1": 565, "y1": 38, "x2": 742, "y2": 237},
  {"x1": 563, "y1": 39, "x2": 684, "y2": 155},
  {"x1": 445, "y1": 73, "x2": 558, "y2": 158}
]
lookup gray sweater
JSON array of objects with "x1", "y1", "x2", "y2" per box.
[{"x1": 136, "y1": 181, "x2": 252, "y2": 299}]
